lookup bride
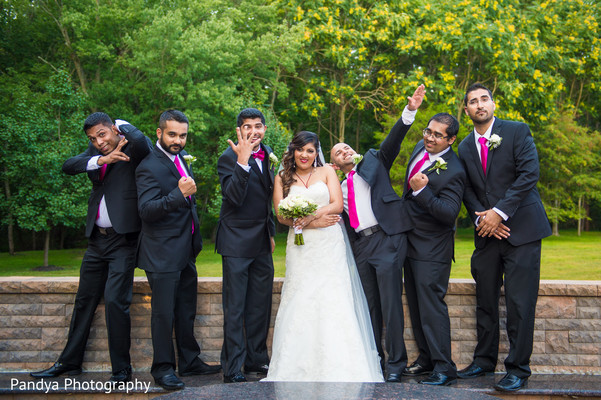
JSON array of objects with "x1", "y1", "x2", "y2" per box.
[{"x1": 264, "y1": 131, "x2": 383, "y2": 382}]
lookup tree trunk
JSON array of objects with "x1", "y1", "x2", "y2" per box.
[
  {"x1": 338, "y1": 95, "x2": 347, "y2": 143},
  {"x1": 552, "y1": 198, "x2": 560, "y2": 236},
  {"x1": 577, "y1": 194, "x2": 583, "y2": 236},
  {"x1": 44, "y1": 230, "x2": 50, "y2": 267},
  {"x1": 3, "y1": 168, "x2": 15, "y2": 255}
]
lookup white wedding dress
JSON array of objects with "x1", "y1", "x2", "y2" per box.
[{"x1": 264, "y1": 181, "x2": 383, "y2": 382}]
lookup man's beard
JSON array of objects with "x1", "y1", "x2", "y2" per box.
[{"x1": 159, "y1": 137, "x2": 184, "y2": 155}]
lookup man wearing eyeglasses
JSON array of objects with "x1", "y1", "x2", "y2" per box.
[
  {"x1": 457, "y1": 83, "x2": 551, "y2": 392},
  {"x1": 216, "y1": 108, "x2": 276, "y2": 383},
  {"x1": 400, "y1": 113, "x2": 465, "y2": 387}
]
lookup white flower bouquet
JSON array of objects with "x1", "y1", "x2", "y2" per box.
[
  {"x1": 352, "y1": 153, "x2": 363, "y2": 164},
  {"x1": 183, "y1": 154, "x2": 197, "y2": 167},
  {"x1": 278, "y1": 195, "x2": 318, "y2": 245}
]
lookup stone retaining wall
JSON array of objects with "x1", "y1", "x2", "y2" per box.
[{"x1": 0, "y1": 277, "x2": 599, "y2": 374}]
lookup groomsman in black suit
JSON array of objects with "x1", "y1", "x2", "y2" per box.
[
  {"x1": 401, "y1": 113, "x2": 465, "y2": 386},
  {"x1": 135, "y1": 110, "x2": 220, "y2": 391},
  {"x1": 457, "y1": 83, "x2": 551, "y2": 392},
  {"x1": 216, "y1": 108, "x2": 276, "y2": 383},
  {"x1": 330, "y1": 85, "x2": 424, "y2": 382},
  {"x1": 31, "y1": 112, "x2": 151, "y2": 382}
]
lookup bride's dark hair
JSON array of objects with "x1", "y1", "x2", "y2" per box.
[{"x1": 280, "y1": 131, "x2": 323, "y2": 198}]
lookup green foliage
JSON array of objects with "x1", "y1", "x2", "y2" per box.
[{"x1": 1, "y1": 0, "x2": 600, "y2": 250}]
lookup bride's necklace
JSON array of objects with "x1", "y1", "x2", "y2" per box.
[{"x1": 295, "y1": 168, "x2": 314, "y2": 189}]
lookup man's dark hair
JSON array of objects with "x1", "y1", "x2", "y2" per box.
[
  {"x1": 159, "y1": 109, "x2": 189, "y2": 130},
  {"x1": 428, "y1": 113, "x2": 459, "y2": 138},
  {"x1": 463, "y1": 83, "x2": 494, "y2": 106},
  {"x1": 236, "y1": 108, "x2": 265, "y2": 127},
  {"x1": 83, "y1": 112, "x2": 113, "y2": 134}
]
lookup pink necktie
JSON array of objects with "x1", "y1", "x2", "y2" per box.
[
  {"x1": 96, "y1": 164, "x2": 108, "y2": 221},
  {"x1": 347, "y1": 170, "x2": 359, "y2": 229},
  {"x1": 174, "y1": 156, "x2": 194, "y2": 234},
  {"x1": 252, "y1": 149, "x2": 265, "y2": 161},
  {"x1": 478, "y1": 137, "x2": 488, "y2": 175},
  {"x1": 407, "y1": 152, "x2": 430, "y2": 190}
]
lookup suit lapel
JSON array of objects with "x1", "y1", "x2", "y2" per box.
[
  {"x1": 424, "y1": 147, "x2": 453, "y2": 178},
  {"x1": 154, "y1": 147, "x2": 182, "y2": 181},
  {"x1": 466, "y1": 131, "x2": 486, "y2": 182},
  {"x1": 486, "y1": 119, "x2": 502, "y2": 176}
]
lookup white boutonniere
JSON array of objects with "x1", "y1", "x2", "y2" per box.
[
  {"x1": 183, "y1": 154, "x2": 197, "y2": 167},
  {"x1": 269, "y1": 152, "x2": 279, "y2": 166},
  {"x1": 488, "y1": 134, "x2": 502, "y2": 150},
  {"x1": 351, "y1": 153, "x2": 363, "y2": 165},
  {"x1": 428, "y1": 157, "x2": 448, "y2": 174}
]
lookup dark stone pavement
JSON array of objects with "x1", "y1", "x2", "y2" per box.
[{"x1": 1, "y1": 371, "x2": 600, "y2": 399}]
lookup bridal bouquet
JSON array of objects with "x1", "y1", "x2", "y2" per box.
[{"x1": 278, "y1": 195, "x2": 318, "y2": 245}]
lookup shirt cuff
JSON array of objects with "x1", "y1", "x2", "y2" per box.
[
  {"x1": 87, "y1": 155, "x2": 102, "y2": 171},
  {"x1": 114, "y1": 119, "x2": 129, "y2": 131},
  {"x1": 493, "y1": 207, "x2": 509, "y2": 221},
  {"x1": 237, "y1": 162, "x2": 251, "y2": 172},
  {"x1": 411, "y1": 187, "x2": 425, "y2": 196},
  {"x1": 402, "y1": 106, "x2": 417, "y2": 125}
]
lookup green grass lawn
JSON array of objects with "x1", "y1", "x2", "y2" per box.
[{"x1": 1, "y1": 229, "x2": 599, "y2": 280}]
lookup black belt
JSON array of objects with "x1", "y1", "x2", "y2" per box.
[
  {"x1": 95, "y1": 226, "x2": 116, "y2": 235},
  {"x1": 356, "y1": 225, "x2": 381, "y2": 237}
]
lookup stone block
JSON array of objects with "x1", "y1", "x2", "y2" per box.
[
  {"x1": 131, "y1": 326, "x2": 152, "y2": 339},
  {"x1": 576, "y1": 297, "x2": 601, "y2": 307},
  {"x1": 545, "y1": 331, "x2": 569, "y2": 353},
  {"x1": 448, "y1": 280, "x2": 476, "y2": 295},
  {"x1": 0, "y1": 303, "x2": 42, "y2": 315},
  {"x1": 451, "y1": 329, "x2": 477, "y2": 341},
  {"x1": 39, "y1": 350, "x2": 61, "y2": 362},
  {"x1": 445, "y1": 295, "x2": 461, "y2": 306},
  {"x1": 460, "y1": 317, "x2": 476, "y2": 329},
  {"x1": 199, "y1": 338, "x2": 223, "y2": 351},
  {"x1": 47, "y1": 279, "x2": 80, "y2": 293},
  {"x1": 198, "y1": 279, "x2": 222, "y2": 294},
  {"x1": 0, "y1": 339, "x2": 40, "y2": 351},
  {"x1": 20, "y1": 280, "x2": 50, "y2": 293},
  {"x1": 0, "y1": 280, "x2": 21, "y2": 293},
  {"x1": 0, "y1": 327, "x2": 41, "y2": 339},
  {"x1": 196, "y1": 299, "x2": 211, "y2": 315},
  {"x1": 210, "y1": 302, "x2": 223, "y2": 314},
  {"x1": 577, "y1": 307, "x2": 601, "y2": 319},
  {"x1": 448, "y1": 306, "x2": 474, "y2": 317},
  {"x1": 130, "y1": 303, "x2": 152, "y2": 315},
  {"x1": 531, "y1": 353, "x2": 579, "y2": 366},
  {"x1": 11, "y1": 315, "x2": 67, "y2": 328},
  {"x1": 564, "y1": 283, "x2": 598, "y2": 297},
  {"x1": 131, "y1": 315, "x2": 151, "y2": 327},
  {"x1": 533, "y1": 330, "x2": 545, "y2": 342},
  {"x1": 41, "y1": 327, "x2": 68, "y2": 350},
  {"x1": 536, "y1": 296, "x2": 576, "y2": 319},
  {"x1": 196, "y1": 314, "x2": 223, "y2": 327},
  {"x1": 577, "y1": 354, "x2": 600, "y2": 366},
  {"x1": 450, "y1": 317, "x2": 461, "y2": 329},
  {"x1": 569, "y1": 342, "x2": 601, "y2": 355},
  {"x1": 569, "y1": 330, "x2": 601, "y2": 343},
  {"x1": 88, "y1": 327, "x2": 108, "y2": 339},
  {"x1": 2, "y1": 351, "x2": 40, "y2": 363},
  {"x1": 42, "y1": 304, "x2": 66, "y2": 316}
]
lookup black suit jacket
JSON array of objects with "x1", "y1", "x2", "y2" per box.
[
  {"x1": 457, "y1": 118, "x2": 551, "y2": 248},
  {"x1": 343, "y1": 117, "x2": 413, "y2": 244},
  {"x1": 215, "y1": 143, "x2": 276, "y2": 257},
  {"x1": 62, "y1": 124, "x2": 152, "y2": 237},
  {"x1": 135, "y1": 145, "x2": 203, "y2": 272},
  {"x1": 402, "y1": 141, "x2": 465, "y2": 262}
]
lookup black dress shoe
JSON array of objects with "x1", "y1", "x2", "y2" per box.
[
  {"x1": 245, "y1": 364, "x2": 269, "y2": 375},
  {"x1": 110, "y1": 365, "x2": 132, "y2": 382},
  {"x1": 403, "y1": 361, "x2": 432, "y2": 376},
  {"x1": 155, "y1": 373, "x2": 185, "y2": 391},
  {"x1": 386, "y1": 373, "x2": 402, "y2": 382},
  {"x1": 179, "y1": 360, "x2": 221, "y2": 376},
  {"x1": 419, "y1": 372, "x2": 457, "y2": 386},
  {"x1": 457, "y1": 362, "x2": 494, "y2": 379},
  {"x1": 494, "y1": 373, "x2": 528, "y2": 392},
  {"x1": 224, "y1": 372, "x2": 247, "y2": 383},
  {"x1": 30, "y1": 362, "x2": 82, "y2": 378}
]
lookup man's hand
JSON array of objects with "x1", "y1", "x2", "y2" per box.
[
  {"x1": 178, "y1": 176, "x2": 197, "y2": 197},
  {"x1": 227, "y1": 127, "x2": 254, "y2": 166},
  {"x1": 98, "y1": 137, "x2": 129, "y2": 165},
  {"x1": 310, "y1": 214, "x2": 341, "y2": 228},
  {"x1": 475, "y1": 209, "x2": 503, "y2": 237},
  {"x1": 407, "y1": 84, "x2": 426, "y2": 111},
  {"x1": 409, "y1": 172, "x2": 428, "y2": 192},
  {"x1": 270, "y1": 237, "x2": 276, "y2": 254},
  {"x1": 492, "y1": 222, "x2": 511, "y2": 240}
]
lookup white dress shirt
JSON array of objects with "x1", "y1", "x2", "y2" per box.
[
  {"x1": 471, "y1": 117, "x2": 508, "y2": 222},
  {"x1": 407, "y1": 147, "x2": 451, "y2": 196}
]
